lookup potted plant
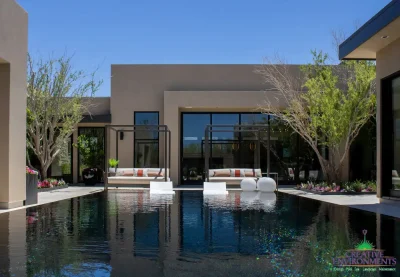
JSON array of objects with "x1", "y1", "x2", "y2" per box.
[
  {"x1": 74, "y1": 135, "x2": 105, "y2": 186},
  {"x1": 26, "y1": 166, "x2": 38, "y2": 205},
  {"x1": 108, "y1": 158, "x2": 119, "y2": 176}
]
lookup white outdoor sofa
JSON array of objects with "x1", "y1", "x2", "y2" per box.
[
  {"x1": 393, "y1": 170, "x2": 400, "y2": 187},
  {"x1": 107, "y1": 168, "x2": 170, "y2": 186},
  {"x1": 207, "y1": 168, "x2": 262, "y2": 185}
]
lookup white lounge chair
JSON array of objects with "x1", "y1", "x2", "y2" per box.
[{"x1": 203, "y1": 182, "x2": 228, "y2": 195}]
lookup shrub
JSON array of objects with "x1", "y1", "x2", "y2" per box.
[{"x1": 297, "y1": 180, "x2": 376, "y2": 193}]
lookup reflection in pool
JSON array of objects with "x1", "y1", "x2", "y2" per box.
[{"x1": 0, "y1": 191, "x2": 399, "y2": 276}]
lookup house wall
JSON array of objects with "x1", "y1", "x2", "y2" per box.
[
  {"x1": 109, "y1": 64, "x2": 313, "y2": 185},
  {"x1": 0, "y1": 0, "x2": 28, "y2": 208},
  {"x1": 376, "y1": 38, "x2": 400, "y2": 198}
]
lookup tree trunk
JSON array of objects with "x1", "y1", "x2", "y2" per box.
[{"x1": 40, "y1": 162, "x2": 49, "y2": 180}]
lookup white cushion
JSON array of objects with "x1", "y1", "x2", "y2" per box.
[
  {"x1": 108, "y1": 176, "x2": 170, "y2": 185},
  {"x1": 203, "y1": 182, "x2": 228, "y2": 194},
  {"x1": 203, "y1": 182, "x2": 228, "y2": 195},
  {"x1": 241, "y1": 178, "x2": 257, "y2": 191},
  {"x1": 209, "y1": 168, "x2": 261, "y2": 178},
  {"x1": 150, "y1": 181, "x2": 175, "y2": 194}
]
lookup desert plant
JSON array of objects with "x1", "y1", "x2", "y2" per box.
[
  {"x1": 26, "y1": 53, "x2": 102, "y2": 179},
  {"x1": 365, "y1": 180, "x2": 377, "y2": 192},
  {"x1": 108, "y1": 159, "x2": 119, "y2": 169},
  {"x1": 256, "y1": 51, "x2": 375, "y2": 184}
]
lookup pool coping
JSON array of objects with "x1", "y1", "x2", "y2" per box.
[
  {"x1": 0, "y1": 187, "x2": 104, "y2": 214},
  {"x1": 297, "y1": 188, "x2": 376, "y2": 195},
  {"x1": 37, "y1": 185, "x2": 69, "y2": 192},
  {"x1": 278, "y1": 188, "x2": 400, "y2": 219},
  {"x1": 3, "y1": 185, "x2": 400, "y2": 219}
]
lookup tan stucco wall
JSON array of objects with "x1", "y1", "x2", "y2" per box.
[
  {"x1": 376, "y1": 38, "x2": 400, "y2": 198},
  {"x1": 110, "y1": 65, "x2": 301, "y2": 185},
  {"x1": 0, "y1": 0, "x2": 28, "y2": 208}
]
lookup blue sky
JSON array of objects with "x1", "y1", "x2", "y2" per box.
[{"x1": 18, "y1": 0, "x2": 390, "y2": 96}]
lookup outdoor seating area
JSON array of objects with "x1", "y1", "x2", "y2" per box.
[
  {"x1": 203, "y1": 124, "x2": 279, "y2": 190},
  {"x1": 107, "y1": 168, "x2": 171, "y2": 185},
  {"x1": 207, "y1": 168, "x2": 262, "y2": 185},
  {"x1": 105, "y1": 125, "x2": 172, "y2": 189}
]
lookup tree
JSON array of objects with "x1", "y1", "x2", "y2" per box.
[
  {"x1": 26, "y1": 54, "x2": 102, "y2": 179},
  {"x1": 256, "y1": 51, "x2": 376, "y2": 184}
]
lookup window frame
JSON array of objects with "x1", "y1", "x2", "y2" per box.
[{"x1": 133, "y1": 111, "x2": 160, "y2": 168}]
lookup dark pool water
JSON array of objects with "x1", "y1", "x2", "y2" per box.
[{"x1": 0, "y1": 191, "x2": 399, "y2": 277}]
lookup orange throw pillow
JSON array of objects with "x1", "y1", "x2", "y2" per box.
[
  {"x1": 137, "y1": 169, "x2": 143, "y2": 177},
  {"x1": 234, "y1": 169, "x2": 241, "y2": 177}
]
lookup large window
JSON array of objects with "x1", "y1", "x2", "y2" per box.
[
  {"x1": 393, "y1": 76, "x2": 400, "y2": 191},
  {"x1": 134, "y1": 112, "x2": 159, "y2": 168},
  {"x1": 180, "y1": 112, "x2": 323, "y2": 185},
  {"x1": 211, "y1": 114, "x2": 240, "y2": 169}
]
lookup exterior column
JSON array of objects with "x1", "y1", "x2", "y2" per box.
[
  {"x1": 163, "y1": 98, "x2": 180, "y2": 185},
  {"x1": 0, "y1": 0, "x2": 28, "y2": 209},
  {"x1": 72, "y1": 129, "x2": 79, "y2": 184},
  {"x1": 0, "y1": 209, "x2": 27, "y2": 276}
]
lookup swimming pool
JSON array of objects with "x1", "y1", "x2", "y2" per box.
[{"x1": 0, "y1": 191, "x2": 399, "y2": 276}]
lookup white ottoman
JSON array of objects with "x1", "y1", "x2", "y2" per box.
[
  {"x1": 257, "y1": 177, "x2": 276, "y2": 192},
  {"x1": 241, "y1": 178, "x2": 257, "y2": 191}
]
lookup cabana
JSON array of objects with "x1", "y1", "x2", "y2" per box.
[
  {"x1": 104, "y1": 125, "x2": 171, "y2": 190},
  {"x1": 204, "y1": 124, "x2": 270, "y2": 185}
]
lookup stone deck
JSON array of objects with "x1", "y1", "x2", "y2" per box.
[
  {"x1": 0, "y1": 186, "x2": 104, "y2": 214},
  {"x1": 279, "y1": 188, "x2": 400, "y2": 219}
]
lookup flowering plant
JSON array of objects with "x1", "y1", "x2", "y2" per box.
[
  {"x1": 26, "y1": 166, "x2": 38, "y2": 175},
  {"x1": 296, "y1": 180, "x2": 376, "y2": 193},
  {"x1": 37, "y1": 178, "x2": 68, "y2": 189}
]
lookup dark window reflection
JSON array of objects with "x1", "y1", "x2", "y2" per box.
[
  {"x1": 78, "y1": 127, "x2": 105, "y2": 180},
  {"x1": 134, "y1": 112, "x2": 159, "y2": 168}
]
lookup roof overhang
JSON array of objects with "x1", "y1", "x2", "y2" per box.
[
  {"x1": 81, "y1": 114, "x2": 111, "y2": 123},
  {"x1": 339, "y1": 0, "x2": 400, "y2": 60}
]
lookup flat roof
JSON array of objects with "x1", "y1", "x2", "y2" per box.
[
  {"x1": 81, "y1": 114, "x2": 111, "y2": 123},
  {"x1": 339, "y1": 0, "x2": 400, "y2": 60}
]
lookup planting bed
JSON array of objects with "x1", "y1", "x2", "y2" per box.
[
  {"x1": 298, "y1": 188, "x2": 376, "y2": 195},
  {"x1": 38, "y1": 185, "x2": 69, "y2": 193}
]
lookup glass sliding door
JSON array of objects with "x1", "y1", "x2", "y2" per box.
[
  {"x1": 77, "y1": 127, "x2": 105, "y2": 181},
  {"x1": 134, "y1": 112, "x2": 159, "y2": 168},
  {"x1": 181, "y1": 113, "x2": 210, "y2": 184},
  {"x1": 211, "y1": 114, "x2": 240, "y2": 170},
  {"x1": 240, "y1": 113, "x2": 269, "y2": 171},
  {"x1": 392, "y1": 76, "x2": 400, "y2": 191}
]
